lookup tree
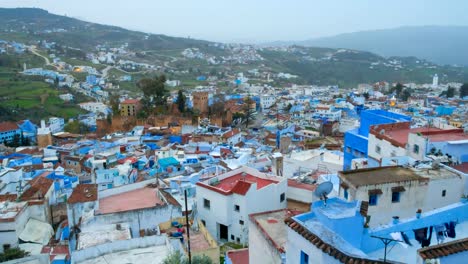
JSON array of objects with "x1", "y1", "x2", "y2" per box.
[
  {"x1": 162, "y1": 251, "x2": 213, "y2": 264},
  {"x1": 138, "y1": 75, "x2": 168, "y2": 114},
  {"x1": 176, "y1": 90, "x2": 186, "y2": 113},
  {"x1": 242, "y1": 96, "x2": 257, "y2": 128},
  {"x1": 440, "y1": 86, "x2": 456, "y2": 98},
  {"x1": 64, "y1": 120, "x2": 90, "y2": 134},
  {"x1": 363, "y1": 92, "x2": 370, "y2": 100},
  {"x1": 401, "y1": 89, "x2": 412, "y2": 101},
  {"x1": 391, "y1": 83, "x2": 404, "y2": 97},
  {"x1": 109, "y1": 94, "x2": 120, "y2": 116},
  {"x1": 0, "y1": 248, "x2": 30, "y2": 262},
  {"x1": 460, "y1": 83, "x2": 468, "y2": 98}
]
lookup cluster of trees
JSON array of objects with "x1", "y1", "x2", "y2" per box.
[
  {"x1": 439, "y1": 83, "x2": 468, "y2": 98},
  {"x1": 389, "y1": 83, "x2": 412, "y2": 101},
  {"x1": 162, "y1": 251, "x2": 212, "y2": 264},
  {"x1": 3, "y1": 133, "x2": 30, "y2": 148},
  {"x1": 460, "y1": 83, "x2": 468, "y2": 98},
  {"x1": 0, "y1": 248, "x2": 29, "y2": 262},
  {"x1": 137, "y1": 75, "x2": 168, "y2": 117},
  {"x1": 64, "y1": 120, "x2": 91, "y2": 134}
]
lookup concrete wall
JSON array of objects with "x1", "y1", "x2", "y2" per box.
[
  {"x1": 91, "y1": 205, "x2": 180, "y2": 238},
  {"x1": 286, "y1": 226, "x2": 341, "y2": 264},
  {"x1": 287, "y1": 186, "x2": 314, "y2": 204},
  {"x1": 248, "y1": 218, "x2": 282, "y2": 264},
  {"x1": 71, "y1": 235, "x2": 169, "y2": 263},
  {"x1": 347, "y1": 180, "x2": 428, "y2": 227},
  {"x1": 367, "y1": 133, "x2": 406, "y2": 164},
  {"x1": 424, "y1": 177, "x2": 464, "y2": 212}
]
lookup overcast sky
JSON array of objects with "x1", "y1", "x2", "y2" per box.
[{"x1": 1, "y1": 0, "x2": 468, "y2": 43}]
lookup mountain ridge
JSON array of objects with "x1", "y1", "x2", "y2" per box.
[{"x1": 274, "y1": 26, "x2": 468, "y2": 66}]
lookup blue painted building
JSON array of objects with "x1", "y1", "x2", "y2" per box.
[
  {"x1": 286, "y1": 197, "x2": 468, "y2": 264},
  {"x1": 0, "y1": 121, "x2": 21, "y2": 144},
  {"x1": 343, "y1": 110, "x2": 411, "y2": 170}
]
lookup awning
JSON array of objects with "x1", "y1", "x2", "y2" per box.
[
  {"x1": 19, "y1": 218, "x2": 54, "y2": 245},
  {"x1": 368, "y1": 189, "x2": 383, "y2": 195},
  {"x1": 391, "y1": 186, "x2": 406, "y2": 192}
]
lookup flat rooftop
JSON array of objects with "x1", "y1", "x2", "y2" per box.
[
  {"x1": 77, "y1": 223, "x2": 132, "y2": 250},
  {"x1": 98, "y1": 187, "x2": 165, "y2": 214},
  {"x1": 0, "y1": 199, "x2": 26, "y2": 221},
  {"x1": 250, "y1": 209, "x2": 301, "y2": 253},
  {"x1": 339, "y1": 166, "x2": 428, "y2": 187},
  {"x1": 77, "y1": 244, "x2": 170, "y2": 264}
]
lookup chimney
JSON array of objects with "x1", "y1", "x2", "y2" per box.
[{"x1": 41, "y1": 120, "x2": 46, "y2": 129}]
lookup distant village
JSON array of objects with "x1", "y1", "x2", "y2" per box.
[{"x1": 1, "y1": 37, "x2": 468, "y2": 264}]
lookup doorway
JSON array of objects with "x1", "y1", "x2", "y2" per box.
[{"x1": 218, "y1": 223, "x2": 228, "y2": 240}]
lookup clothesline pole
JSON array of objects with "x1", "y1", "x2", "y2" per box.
[{"x1": 370, "y1": 235, "x2": 402, "y2": 263}]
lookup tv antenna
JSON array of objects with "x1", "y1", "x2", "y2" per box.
[{"x1": 314, "y1": 181, "x2": 333, "y2": 206}]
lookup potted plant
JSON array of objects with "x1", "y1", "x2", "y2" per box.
[{"x1": 392, "y1": 216, "x2": 400, "y2": 224}]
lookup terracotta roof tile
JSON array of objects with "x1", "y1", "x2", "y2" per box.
[
  {"x1": 20, "y1": 176, "x2": 54, "y2": 201},
  {"x1": 67, "y1": 184, "x2": 98, "y2": 204},
  {"x1": 285, "y1": 217, "x2": 390, "y2": 264},
  {"x1": 0, "y1": 122, "x2": 19, "y2": 132},
  {"x1": 418, "y1": 237, "x2": 468, "y2": 260},
  {"x1": 226, "y1": 248, "x2": 249, "y2": 264}
]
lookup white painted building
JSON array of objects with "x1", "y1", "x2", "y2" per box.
[
  {"x1": 196, "y1": 166, "x2": 287, "y2": 244},
  {"x1": 260, "y1": 94, "x2": 276, "y2": 111},
  {"x1": 338, "y1": 166, "x2": 464, "y2": 227},
  {"x1": 79, "y1": 102, "x2": 110, "y2": 117}
]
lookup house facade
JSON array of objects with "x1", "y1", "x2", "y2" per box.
[{"x1": 196, "y1": 166, "x2": 287, "y2": 244}]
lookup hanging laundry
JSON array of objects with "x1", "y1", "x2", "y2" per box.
[
  {"x1": 445, "y1": 222, "x2": 456, "y2": 238},
  {"x1": 421, "y1": 226, "x2": 433, "y2": 247},
  {"x1": 401, "y1": 232, "x2": 412, "y2": 246},
  {"x1": 413, "y1": 227, "x2": 428, "y2": 245},
  {"x1": 435, "y1": 225, "x2": 446, "y2": 243},
  {"x1": 391, "y1": 232, "x2": 408, "y2": 248}
]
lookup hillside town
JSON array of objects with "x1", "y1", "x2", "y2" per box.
[{"x1": 1, "y1": 8, "x2": 468, "y2": 264}]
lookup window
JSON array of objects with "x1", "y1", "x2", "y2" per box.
[
  {"x1": 201, "y1": 220, "x2": 206, "y2": 226},
  {"x1": 442, "y1": 190, "x2": 446, "y2": 197},
  {"x1": 3, "y1": 244, "x2": 11, "y2": 251},
  {"x1": 280, "y1": 192, "x2": 286, "y2": 202},
  {"x1": 369, "y1": 194, "x2": 378, "y2": 206},
  {"x1": 344, "y1": 188, "x2": 349, "y2": 200},
  {"x1": 413, "y1": 144, "x2": 420, "y2": 154},
  {"x1": 239, "y1": 220, "x2": 244, "y2": 225},
  {"x1": 391, "y1": 192, "x2": 400, "y2": 203},
  {"x1": 375, "y1": 145, "x2": 381, "y2": 154},
  {"x1": 234, "y1": 205, "x2": 240, "y2": 212},
  {"x1": 300, "y1": 251, "x2": 309, "y2": 264},
  {"x1": 203, "y1": 198, "x2": 211, "y2": 209},
  {"x1": 231, "y1": 235, "x2": 235, "y2": 240},
  {"x1": 236, "y1": 237, "x2": 240, "y2": 243},
  {"x1": 346, "y1": 147, "x2": 351, "y2": 153}
]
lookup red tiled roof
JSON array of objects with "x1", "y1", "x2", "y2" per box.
[
  {"x1": 20, "y1": 175, "x2": 54, "y2": 201},
  {"x1": 97, "y1": 187, "x2": 165, "y2": 214},
  {"x1": 222, "y1": 129, "x2": 240, "y2": 139},
  {"x1": 0, "y1": 122, "x2": 19, "y2": 132},
  {"x1": 451, "y1": 163, "x2": 468, "y2": 173},
  {"x1": 230, "y1": 181, "x2": 252, "y2": 195},
  {"x1": 121, "y1": 99, "x2": 140, "y2": 104},
  {"x1": 226, "y1": 248, "x2": 249, "y2": 264},
  {"x1": 285, "y1": 217, "x2": 388, "y2": 264},
  {"x1": 0, "y1": 194, "x2": 17, "y2": 202},
  {"x1": 287, "y1": 179, "x2": 317, "y2": 191},
  {"x1": 418, "y1": 128, "x2": 468, "y2": 142},
  {"x1": 41, "y1": 245, "x2": 70, "y2": 261},
  {"x1": 196, "y1": 173, "x2": 279, "y2": 196},
  {"x1": 67, "y1": 184, "x2": 98, "y2": 204},
  {"x1": 418, "y1": 237, "x2": 468, "y2": 260}
]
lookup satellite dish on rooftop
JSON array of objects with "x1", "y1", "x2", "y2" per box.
[{"x1": 314, "y1": 181, "x2": 333, "y2": 206}]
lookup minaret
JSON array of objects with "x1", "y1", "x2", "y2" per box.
[{"x1": 432, "y1": 74, "x2": 439, "y2": 88}]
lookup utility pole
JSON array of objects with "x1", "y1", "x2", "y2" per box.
[{"x1": 184, "y1": 189, "x2": 192, "y2": 264}]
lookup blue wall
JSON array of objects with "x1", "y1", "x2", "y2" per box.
[{"x1": 343, "y1": 110, "x2": 411, "y2": 170}]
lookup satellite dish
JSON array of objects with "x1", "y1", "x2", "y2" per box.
[{"x1": 314, "y1": 181, "x2": 333, "y2": 206}]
